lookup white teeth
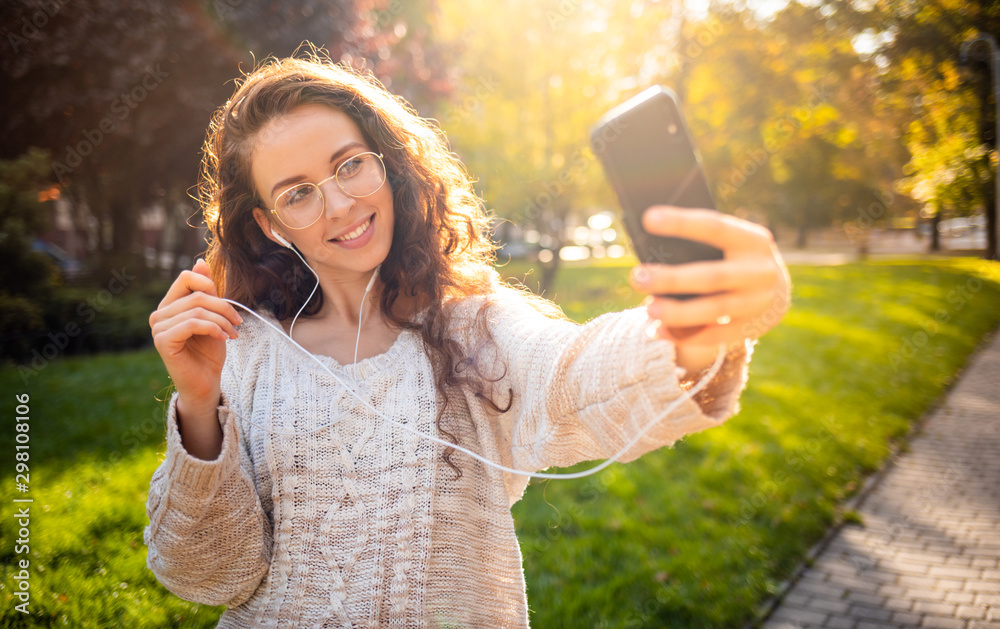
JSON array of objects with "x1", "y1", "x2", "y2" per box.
[{"x1": 334, "y1": 216, "x2": 372, "y2": 241}]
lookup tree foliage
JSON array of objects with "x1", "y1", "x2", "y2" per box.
[
  {"x1": 0, "y1": 148, "x2": 56, "y2": 358},
  {"x1": 0, "y1": 0, "x2": 449, "y2": 283}
]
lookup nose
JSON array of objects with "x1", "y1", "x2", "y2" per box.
[{"x1": 319, "y1": 179, "x2": 355, "y2": 220}]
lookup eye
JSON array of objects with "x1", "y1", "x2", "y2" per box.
[
  {"x1": 338, "y1": 155, "x2": 366, "y2": 179},
  {"x1": 280, "y1": 185, "x2": 316, "y2": 210}
]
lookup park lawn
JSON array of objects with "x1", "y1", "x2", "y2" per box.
[{"x1": 1, "y1": 258, "x2": 998, "y2": 627}]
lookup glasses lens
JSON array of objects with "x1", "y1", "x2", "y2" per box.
[
  {"x1": 275, "y1": 184, "x2": 323, "y2": 229},
  {"x1": 337, "y1": 153, "x2": 386, "y2": 198}
]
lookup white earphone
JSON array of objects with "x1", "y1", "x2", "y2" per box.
[{"x1": 274, "y1": 232, "x2": 293, "y2": 249}]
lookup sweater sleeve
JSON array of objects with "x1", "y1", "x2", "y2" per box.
[
  {"x1": 143, "y1": 387, "x2": 272, "y2": 607},
  {"x1": 464, "y1": 286, "x2": 754, "y2": 504}
]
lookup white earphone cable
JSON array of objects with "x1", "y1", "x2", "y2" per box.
[
  {"x1": 217, "y1": 240, "x2": 726, "y2": 480},
  {"x1": 218, "y1": 298, "x2": 725, "y2": 481}
]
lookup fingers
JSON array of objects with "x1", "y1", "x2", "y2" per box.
[
  {"x1": 657, "y1": 317, "x2": 755, "y2": 348},
  {"x1": 192, "y1": 257, "x2": 212, "y2": 279},
  {"x1": 152, "y1": 315, "x2": 234, "y2": 355},
  {"x1": 647, "y1": 288, "x2": 777, "y2": 329},
  {"x1": 641, "y1": 206, "x2": 775, "y2": 255},
  {"x1": 150, "y1": 289, "x2": 242, "y2": 332},
  {"x1": 157, "y1": 268, "x2": 220, "y2": 311},
  {"x1": 151, "y1": 303, "x2": 241, "y2": 344},
  {"x1": 150, "y1": 260, "x2": 242, "y2": 339},
  {"x1": 630, "y1": 258, "x2": 777, "y2": 296}
]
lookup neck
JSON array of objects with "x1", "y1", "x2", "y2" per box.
[{"x1": 309, "y1": 267, "x2": 381, "y2": 328}]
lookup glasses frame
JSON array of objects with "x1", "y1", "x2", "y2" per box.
[{"x1": 267, "y1": 151, "x2": 387, "y2": 230}]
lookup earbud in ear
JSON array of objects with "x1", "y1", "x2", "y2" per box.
[{"x1": 274, "y1": 233, "x2": 292, "y2": 249}]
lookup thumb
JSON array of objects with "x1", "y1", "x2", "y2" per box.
[{"x1": 192, "y1": 257, "x2": 212, "y2": 278}]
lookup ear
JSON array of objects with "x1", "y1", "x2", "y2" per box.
[{"x1": 252, "y1": 207, "x2": 290, "y2": 248}]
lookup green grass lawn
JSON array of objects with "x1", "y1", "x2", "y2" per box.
[{"x1": 1, "y1": 258, "x2": 998, "y2": 628}]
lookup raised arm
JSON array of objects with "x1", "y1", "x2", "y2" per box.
[
  {"x1": 143, "y1": 389, "x2": 272, "y2": 607},
  {"x1": 144, "y1": 258, "x2": 271, "y2": 606}
]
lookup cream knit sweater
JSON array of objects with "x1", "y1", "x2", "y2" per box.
[{"x1": 143, "y1": 284, "x2": 752, "y2": 628}]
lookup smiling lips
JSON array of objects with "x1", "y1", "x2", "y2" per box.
[{"x1": 332, "y1": 214, "x2": 374, "y2": 242}]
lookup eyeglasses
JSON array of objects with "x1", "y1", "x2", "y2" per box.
[{"x1": 268, "y1": 151, "x2": 387, "y2": 229}]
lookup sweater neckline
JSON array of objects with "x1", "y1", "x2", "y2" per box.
[{"x1": 256, "y1": 308, "x2": 419, "y2": 379}]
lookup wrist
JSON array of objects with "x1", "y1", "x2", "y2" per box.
[
  {"x1": 675, "y1": 343, "x2": 722, "y2": 375},
  {"x1": 176, "y1": 388, "x2": 223, "y2": 422}
]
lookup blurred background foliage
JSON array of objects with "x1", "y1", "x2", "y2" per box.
[{"x1": 0, "y1": 0, "x2": 997, "y2": 355}]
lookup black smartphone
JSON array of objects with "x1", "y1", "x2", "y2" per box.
[{"x1": 590, "y1": 85, "x2": 723, "y2": 299}]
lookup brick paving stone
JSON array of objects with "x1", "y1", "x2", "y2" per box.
[
  {"x1": 758, "y1": 330, "x2": 1000, "y2": 629},
  {"x1": 920, "y1": 617, "x2": 966, "y2": 629},
  {"x1": 891, "y1": 611, "x2": 923, "y2": 625},
  {"x1": 884, "y1": 597, "x2": 915, "y2": 612},
  {"x1": 808, "y1": 596, "x2": 851, "y2": 615},
  {"x1": 944, "y1": 591, "x2": 976, "y2": 604},
  {"x1": 767, "y1": 606, "x2": 829, "y2": 626},
  {"x1": 912, "y1": 601, "x2": 957, "y2": 616},
  {"x1": 849, "y1": 603, "x2": 894, "y2": 622},
  {"x1": 842, "y1": 591, "x2": 887, "y2": 608},
  {"x1": 958, "y1": 604, "x2": 988, "y2": 619},
  {"x1": 905, "y1": 588, "x2": 950, "y2": 603}
]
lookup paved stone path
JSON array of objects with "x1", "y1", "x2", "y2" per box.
[{"x1": 760, "y1": 329, "x2": 1000, "y2": 629}]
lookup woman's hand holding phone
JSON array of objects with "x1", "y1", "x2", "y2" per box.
[
  {"x1": 148, "y1": 258, "x2": 243, "y2": 460},
  {"x1": 628, "y1": 206, "x2": 791, "y2": 373}
]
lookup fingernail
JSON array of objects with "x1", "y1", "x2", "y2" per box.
[{"x1": 631, "y1": 265, "x2": 651, "y2": 286}]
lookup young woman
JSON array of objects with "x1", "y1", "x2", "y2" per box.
[{"x1": 144, "y1": 53, "x2": 789, "y2": 627}]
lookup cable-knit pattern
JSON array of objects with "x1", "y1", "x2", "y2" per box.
[
  {"x1": 317, "y1": 393, "x2": 374, "y2": 624},
  {"x1": 143, "y1": 287, "x2": 752, "y2": 627},
  {"x1": 387, "y1": 402, "x2": 421, "y2": 622}
]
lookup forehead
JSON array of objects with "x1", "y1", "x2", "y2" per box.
[{"x1": 251, "y1": 103, "x2": 368, "y2": 198}]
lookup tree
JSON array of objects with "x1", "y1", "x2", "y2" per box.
[
  {"x1": 0, "y1": 0, "x2": 451, "y2": 282},
  {"x1": 829, "y1": 0, "x2": 1000, "y2": 258},
  {"x1": 682, "y1": 1, "x2": 917, "y2": 248},
  {"x1": 0, "y1": 148, "x2": 56, "y2": 360}
]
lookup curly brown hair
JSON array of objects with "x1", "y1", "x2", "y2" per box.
[{"x1": 197, "y1": 51, "x2": 558, "y2": 475}]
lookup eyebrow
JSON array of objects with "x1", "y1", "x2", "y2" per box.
[{"x1": 268, "y1": 141, "x2": 367, "y2": 200}]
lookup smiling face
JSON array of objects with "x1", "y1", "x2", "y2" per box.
[{"x1": 250, "y1": 103, "x2": 394, "y2": 278}]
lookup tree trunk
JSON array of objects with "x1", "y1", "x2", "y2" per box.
[
  {"x1": 929, "y1": 209, "x2": 942, "y2": 252},
  {"x1": 796, "y1": 223, "x2": 809, "y2": 248},
  {"x1": 984, "y1": 173, "x2": 997, "y2": 261},
  {"x1": 539, "y1": 243, "x2": 561, "y2": 296}
]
